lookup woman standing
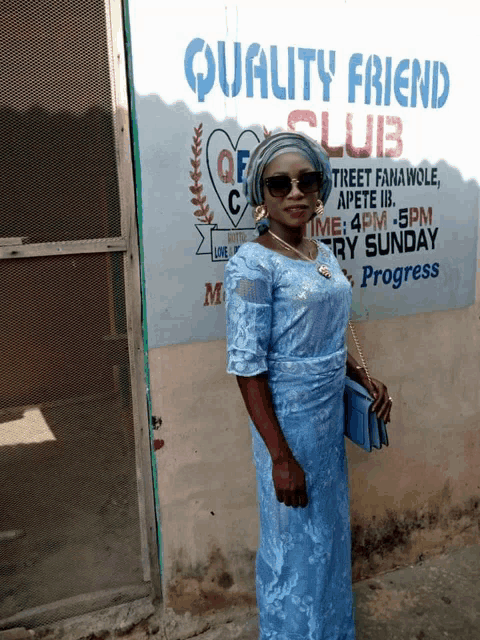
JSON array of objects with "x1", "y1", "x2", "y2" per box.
[{"x1": 224, "y1": 132, "x2": 391, "y2": 640}]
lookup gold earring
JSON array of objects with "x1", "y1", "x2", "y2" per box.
[
  {"x1": 315, "y1": 200, "x2": 324, "y2": 217},
  {"x1": 254, "y1": 204, "x2": 268, "y2": 222}
]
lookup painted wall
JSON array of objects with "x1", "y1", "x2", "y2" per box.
[
  {"x1": 150, "y1": 268, "x2": 480, "y2": 617},
  {"x1": 126, "y1": 0, "x2": 480, "y2": 628}
]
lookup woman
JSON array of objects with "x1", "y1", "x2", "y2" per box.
[{"x1": 224, "y1": 132, "x2": 392, "y2": 640}]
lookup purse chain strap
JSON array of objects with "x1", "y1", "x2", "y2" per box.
[{"x1": 348, "y1": 320, "x2": 373, "y2": 387}]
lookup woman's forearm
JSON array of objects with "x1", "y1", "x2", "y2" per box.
[{"x1": 236, "y1": 374, "x2": 293, "y2": 464}]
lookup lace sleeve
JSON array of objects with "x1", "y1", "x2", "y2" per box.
[{"x1": 224, "y1": 247, "x2": 273, "y2": 376}]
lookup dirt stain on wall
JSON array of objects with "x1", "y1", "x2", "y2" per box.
[
  {"x1": 167, "y1": 547, "x2": 255, "y2": 615},
  {"x1": 166, "y1": 485, "x2": 480, "y2": 614},
  {"x1": 351, "y1": 484, "x2": 480, "y2": 581}
]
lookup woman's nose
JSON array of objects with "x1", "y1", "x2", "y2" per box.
[{"x1": 287, "y1": 180, "x2": 303, "y2": 198}]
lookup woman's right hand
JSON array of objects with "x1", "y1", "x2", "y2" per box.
[
  {"x1": 235, "y1": 375, "x2": 308, "y2": 508},
  {"x1": 272, "y1": 455, "x2": 308, "y2": 508}
]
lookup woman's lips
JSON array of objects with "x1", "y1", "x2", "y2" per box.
[{"x1": 285, "y1": 206, "x2": 308, "y2": 218}]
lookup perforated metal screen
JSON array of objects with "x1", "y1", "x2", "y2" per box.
[
  {"x1": 0, "y1": 0, "x2": 147, "y2": 624},
  {"x1": 0, "y1": 0, "x2": 121, "y2": 244}
]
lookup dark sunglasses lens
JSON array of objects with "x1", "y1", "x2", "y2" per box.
[
  {"x1": 265, "y1": 172, "x2": 323, "y2": 197},
  {"x1": 266, "y1": 176, "x2": 291, "y2": 197},
  {"x1": 299, "y1": 172, "x2": 322, "y2": 193}
]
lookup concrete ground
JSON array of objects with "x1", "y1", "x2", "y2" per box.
[
  {"x1": 15, "y1": 544, "x2": 480, "y2": 640},
  {"x1": 191, "y1": 544, "x2": 480, "y2": 640},
  {"x1": 353, "y1": 543, "x2": 480, "y2": 640}
]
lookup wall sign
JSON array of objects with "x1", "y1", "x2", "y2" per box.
[{"x1": 128, "y1": 3, "x2": 479, "y2": 346}]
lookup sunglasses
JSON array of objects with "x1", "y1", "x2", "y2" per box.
[{"x1": 263, "y1": 171, "x2": 323, "y2": 198}]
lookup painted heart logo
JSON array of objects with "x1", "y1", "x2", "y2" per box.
[{"x1": 206, "y1": 128, "x2": 261, "y2": 228}]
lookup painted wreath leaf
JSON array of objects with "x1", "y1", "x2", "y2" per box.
[{"x1": 190, "y1": 122, "x2": 213, "y2": 224}]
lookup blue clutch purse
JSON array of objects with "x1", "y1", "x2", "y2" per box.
[
  {"x1": 344, "y1": 321, "x2": 389, "y2": 453},
  {"x1": 344, "y1": 376, "x2": 389, "y2": 452}
]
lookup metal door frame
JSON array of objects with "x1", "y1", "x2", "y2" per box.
[{"x1": 105, "y1": 0, "x2": 161, "y2": 599}]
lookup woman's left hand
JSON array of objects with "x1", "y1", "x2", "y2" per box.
[{"x1": 360, "y1": 375, "x2": 392, "y2": 423}]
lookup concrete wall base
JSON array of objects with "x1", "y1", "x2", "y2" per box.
[{"x1": 0, "y1": 590, "x2": 153, "y2": 635}]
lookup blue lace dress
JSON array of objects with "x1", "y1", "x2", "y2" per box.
[{"x1": 225, "y1": 241, "x2": 355, "y2": 640}]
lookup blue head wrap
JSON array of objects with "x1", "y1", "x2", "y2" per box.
[{"x1": 243, "y1": 131, "x2": 333, "y2": 209}]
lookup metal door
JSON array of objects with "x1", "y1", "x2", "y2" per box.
[{"x1": 0, "y1": 0, "x2": 159, "y2": 626}]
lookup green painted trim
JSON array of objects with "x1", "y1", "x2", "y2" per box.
[{"x1": 121, "y1": 0, "x2": 162, "y2": 574}]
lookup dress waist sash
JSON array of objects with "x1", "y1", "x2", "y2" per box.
[{"x1": 267, "y1": 348, "x2": 347, "y2": 378}]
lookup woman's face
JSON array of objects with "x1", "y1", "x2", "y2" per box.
[{"x1": 261, "y1": 152, "x2": 318, "y2": 232}]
